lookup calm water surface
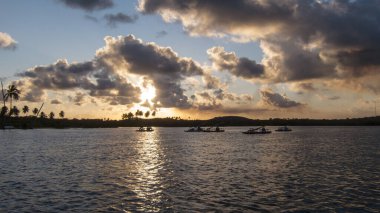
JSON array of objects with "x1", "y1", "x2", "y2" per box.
[{"x1": 0, "y1": 127, "x2": 379, "y2": 212}]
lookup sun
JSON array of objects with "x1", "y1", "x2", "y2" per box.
[{"x1": 140, "y1": 84, "x2": 156, "y2": 103}]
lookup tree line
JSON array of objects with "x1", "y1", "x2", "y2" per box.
[
  {"x1": 121, "y1": 109, "x2": 157, "y2": 120},
  {"x1": 1, "y1": 82, "x2": 65, "y2": 120}
]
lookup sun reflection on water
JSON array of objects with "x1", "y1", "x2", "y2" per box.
[{"x1": 129, "y1": 130, "x2": 166, "y2": 212}]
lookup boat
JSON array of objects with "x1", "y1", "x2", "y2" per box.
[
  {"x1": 184, "y1": 126, "x2": 204, "y2": 132},
  {"x1": 275, "y1": 126, "x2": 292, "y2": 132},
  {"x1": 136, "y1": 126, "x2": 154, "y2": 132},
  {"x1": 242, "y1": 127, "x2": 272, "y2": 134},
  {"x1": 203, "y1": 126, "x2": 225, "y2": 132},
  {"x1": 2, "y1": 125, "x2": 15, "y2": 130}
]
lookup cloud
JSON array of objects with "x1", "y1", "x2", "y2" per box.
[
  {"x1": 104, "y1": 13, "x2": 138, "y2": 27},
  {"x1": 68, "y1": 92, "x2": 86, "y2": 106},
  {"x1": 96, "y1": 35, "x2": 205, "y2": 108},
  {"x1": 197, "y1": 91, "x2": 213, "y2": 101},
  {"x1": 51, "y1": 99, "x2": 63, "y2": 104},
  {"x1": 0, "y1": 32, "x2": 17, "y2": 50},
  {"x1": 58, "y1": 0, "x2": 113, "y2": 12},
  {"x1": 197, "y1": 101, "x2": 222, "y2": 111},
  {"x1": 328, "y1": 96, "x2": 340, "y2": 101},
  {"x1": 203, "y1": 74, "x2": 225, "y2": 89},
  {"x1": 17, "y1": 35, "x2": 205, "y2": 109},
  {"x1": 140, "y1": 0, "x2": 380, "y2": 90},
  {"x1": 207, "y1": 46, "x2": 265, "y2": 79},
  {"x1": 260, "y1": 89, "x2": 303, "y2": 108},
  {"x1": 138, "y1": 0, "x2": 291, "y2": 38},
  {"x1": 17, "y1": 58, "x2": 141, "y2": 105}
]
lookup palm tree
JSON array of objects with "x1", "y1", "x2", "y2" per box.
[
  {"x1": 22, "y1": 105, "x2": 29, "y2": 116},
  {"x1": 135, "y1": 110, "x2": 143, "y2": 120},
  {"x1": 39, "y1": 111, "x2": 46, "y2": 119},
  {"x1": 4, "y1": 85, "x2": 21, "y2": 115},
  {"x1": 32, "y1": 108, "x2": 39, "y2": 116},
  {"x1": 122, "y1": 113, "x2": 128, "y2": 120},
  {"x1": 10, "y1": 106, "x2": 20, "y2": 117},
  {"x1": 49, "y1": 112, "x2": 55, "y2": 119},
  {"x1": 1, "y1": 81, "x2": 6, "y2": 108},
  {"x1": 145, "y1": 111, "x2": 150, "y2": 118},
  {"x1": 59, "y1": 111, "x2": 65, "y2": 119},
  {"x1": 0, "y1": 106, "x2": 8, "y2": 117},
  {"x1": 127, "y1": 112, "x2": 134, "y2": 119}
]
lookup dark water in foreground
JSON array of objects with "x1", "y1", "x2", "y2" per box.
[{"x1": 0, "y1": 127, "x2": 379, "y2": 212}]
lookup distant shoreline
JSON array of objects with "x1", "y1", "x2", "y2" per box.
[{"x1": 1, "y1": 116, "x2": 380, "y2": 129}]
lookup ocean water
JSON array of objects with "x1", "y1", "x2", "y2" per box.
[{"x1": 0, "y1": 127, "x2": 379, "y2": 212}]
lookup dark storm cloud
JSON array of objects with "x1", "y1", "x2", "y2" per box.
[
  {"x1": 104, "y1": 13, "x2": 138, "y2": 27},
  {"x1": 96, "y1": 35, "x2": 205, "y2": 108},
  {"x1": 0, "y1": 32, "x2": 17, "y2": 50},
  {"x1": 140, "y1": 0, "x2": 380, "y2": 87},
  {"x1": 59, "y1": 0, "x2": 113, "y2": 11},
  {"x1": 261, "y1": 89, "x2": 303, "y2": 108}
]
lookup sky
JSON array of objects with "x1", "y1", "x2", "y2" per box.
[{"x1": 0, "y1": 0, "x2": 379, "y2": 120}]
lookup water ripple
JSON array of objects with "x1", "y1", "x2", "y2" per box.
[{"x1": 0, "y1": 127, "x2": 379, "y2": 212}]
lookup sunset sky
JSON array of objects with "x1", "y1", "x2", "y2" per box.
[{"x1": 1, "y1": 0, "x2": 379, "y2": 119}]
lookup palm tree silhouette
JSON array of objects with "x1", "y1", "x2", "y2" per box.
[
  {"x1": 1, "y1": 106, "x2": 8, "y2": 117},
  {"x1": 127, "y1": 112, "x2": 134, "y2": 119},
  {"x1": 4, "y1": 85, "x2": 20, "y2": 115},
  {"x1": 59, "y1": 111, "x2": 65, "y2": 119},
  {"x1": 10, "y1": 106, "x2": 20, "y2": 117},
  {"x1": 40, "y1": 111, "x2": 47, "y2": 119},
  {"x1": 22, "y1": 105, "x2": 29, "y2": 116},
  {"x1": 135, "y1": 110, "x2": 143, "y2": 120},
  {"x1": 32, "y1": 108, "x2": 39, "y2": 116},
  {"x1": 1, "y1": 81, "x2": 6, "y2": 108},
  {"x1": 49, "y1": 112, "x2": 55, "y2": 119}
]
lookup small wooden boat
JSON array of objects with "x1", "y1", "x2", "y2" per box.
[{"x1": 242, "y1": 127, "x2": 272, "y2": 134}]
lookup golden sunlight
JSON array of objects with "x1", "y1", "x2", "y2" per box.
[{"x1": 140, "y1": 84, "x2": 156, "y2": 103}]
